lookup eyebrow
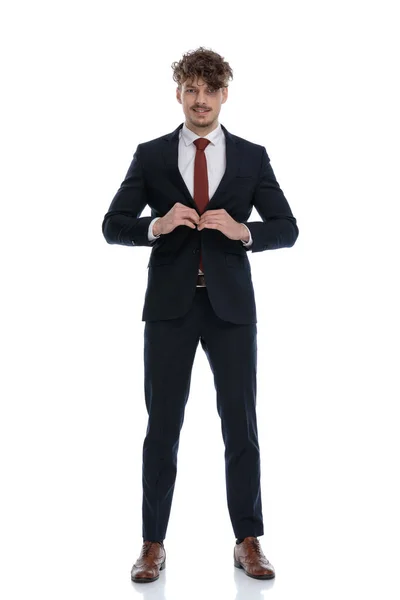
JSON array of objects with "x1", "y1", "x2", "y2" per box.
[{"x1": 185, "y1": 86, "x2": 218, "y2": 93}]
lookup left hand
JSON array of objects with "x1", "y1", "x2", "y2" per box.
[{"x1": 197, "y1": 209, "x2": 247, "y2": 241}]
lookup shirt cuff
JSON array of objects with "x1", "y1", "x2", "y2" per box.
[
  {"x1": 148, "y1": 217, "x2": 161, "y2": 241},
  {"x1": 240, "y1": 223, "x2": 253, "y2": 247}
]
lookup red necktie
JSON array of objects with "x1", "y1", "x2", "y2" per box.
[{"x1": 193, "y1": 138, "x2": 211, "y2": 273}]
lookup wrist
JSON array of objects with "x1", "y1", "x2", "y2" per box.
[
  {"x1": 240, "y1": 223, "x2": 250, "y2": 243},
  {"x1": 153, "y1": 218, "x2": 162, "y2": 236}
]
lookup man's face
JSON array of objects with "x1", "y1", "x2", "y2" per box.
[{"x1": 176, "y1": 76, "x2": 228, "y2": 134}]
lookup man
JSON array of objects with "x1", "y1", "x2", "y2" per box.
[{"x1": 102, "y1": 47, "x2": 299, "y2": 583}]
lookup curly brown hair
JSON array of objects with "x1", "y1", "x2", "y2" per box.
[{"x1": 171, "y1": 46, "x2": 233, "y2": 90}]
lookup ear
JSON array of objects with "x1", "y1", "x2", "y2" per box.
[
  {"x1": 176, "y1": 86, "x2": 182, "y2": 105},
  {"x1": 221, "y1": 86, "x2": 228, "y2": 104}
]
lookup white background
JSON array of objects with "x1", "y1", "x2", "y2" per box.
[{"x1": 1, "y1": 1, "x2": 399, "y2": 598}]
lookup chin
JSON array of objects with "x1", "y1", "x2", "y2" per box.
[{"x1": 191, "y1": 115, "x2": 213, "y2": 126}]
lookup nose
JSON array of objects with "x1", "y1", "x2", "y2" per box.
[{"x1": 195, "y1": 89, "x2": 207, "y2": 104}]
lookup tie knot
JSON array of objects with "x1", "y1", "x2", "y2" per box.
[{"x1": 194, "y1": 138, "x2": 211, "y2": 152}]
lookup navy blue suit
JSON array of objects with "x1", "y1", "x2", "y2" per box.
[
  {"x1": 102, "y1": 123, "x2": 298, "y2": 324},
  {"x1": 102, "y1": 122, "x2": 298, "y2": 541}
]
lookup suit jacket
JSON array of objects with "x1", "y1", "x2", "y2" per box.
[{"x1": 102, "y1": 122, "x2": 299, "y2": 324}]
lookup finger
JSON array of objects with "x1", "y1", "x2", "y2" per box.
[
  {"x1": 199, "y1": 217, "x2": 224, "y2": 225},
  {"x1": 181, "y1": 219, "x2": 197, "y2": 228},
  {"x1": 180, "y1": 207, "x2": 200, "y2": 223},
  {"x1": 198, "y1": 222, "x2": 220, "y2": 230},
  {"x1": 201, "y1": 209, "x2": 225, "y2": 215}
]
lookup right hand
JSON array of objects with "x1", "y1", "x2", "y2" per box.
[{"x1": 154, "y1": 203, "x2": 200, "y2": 236}]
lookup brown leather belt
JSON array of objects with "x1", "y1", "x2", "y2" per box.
[{"x1": 196, "y1": 273, "x2": 206, "y2": 287}]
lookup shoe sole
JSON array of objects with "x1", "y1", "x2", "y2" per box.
[
  {"x1": 131, "y1": 559, "x2": 166, "y2": 583},
  {"x1": 234, "y1": 557, "x2": 275, "y2": 580}
]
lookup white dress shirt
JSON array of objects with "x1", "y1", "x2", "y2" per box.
[{"x1": 147, "y1": 123, "x2": 253, "y2": 273}]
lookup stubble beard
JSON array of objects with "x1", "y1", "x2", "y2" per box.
[{"x1": 190, "y1": 109, "x2": 214, "y2": 129}]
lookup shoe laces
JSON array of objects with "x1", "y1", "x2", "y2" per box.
[
  {"x1": 142, "y1": 541, "x2": 162, "y2": 557},
  {"x1": 246, "y1": 537, "x2": 263, "y2": 557}
]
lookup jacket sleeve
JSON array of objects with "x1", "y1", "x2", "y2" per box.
[
  {"x1": 102, "y1": 144, "x2": 155, "y2": 246},
  {"x1": 243, "y1": 147, "x2": 299, "y2": 253}
]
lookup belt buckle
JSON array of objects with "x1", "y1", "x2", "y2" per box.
[{"x1": 196, "y1": 274, "x2": 206, "y2": 287}]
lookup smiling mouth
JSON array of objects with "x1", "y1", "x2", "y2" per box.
[{"x1": 193, "y1": 108, "x2": 210, "y2": 113}]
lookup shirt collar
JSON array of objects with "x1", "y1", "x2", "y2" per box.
[{"x1": 180, "y1": 122, "x2": 223, "y2": 147}]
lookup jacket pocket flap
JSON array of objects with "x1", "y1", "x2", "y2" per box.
[{"x1": 148, "y1": 253, "x2": 174, "y2": 266}]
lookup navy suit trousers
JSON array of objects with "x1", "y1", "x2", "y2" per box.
[{"x1": 142, "y1": 286, "x2": 264, "y2": 541}]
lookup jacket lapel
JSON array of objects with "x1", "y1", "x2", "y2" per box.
[{"x1": 161, "y1": 122, "x2": 240, "y2": 212}]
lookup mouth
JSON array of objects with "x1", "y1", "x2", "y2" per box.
[{"x1": 193, "y1": 108, "x2": 210, "y2": 114}]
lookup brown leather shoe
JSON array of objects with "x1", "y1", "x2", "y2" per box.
[
  {"x1": 234, "y1": 536, "x2": 275, "y2": 579},
  {"x1": 131, "y1": 541, "x2": 166, "y2": 583}
]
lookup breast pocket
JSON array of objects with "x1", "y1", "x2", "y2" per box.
[{"x1": 235, "y1": 175, "x2": 253, "y2": 184}]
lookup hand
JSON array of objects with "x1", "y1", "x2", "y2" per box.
[
  {"x1": 197, "y1": 209, "x2": 248, "y2": 241},
  {"x1": 154, "y1": 203, "x2": 200, "y2": 235}
]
